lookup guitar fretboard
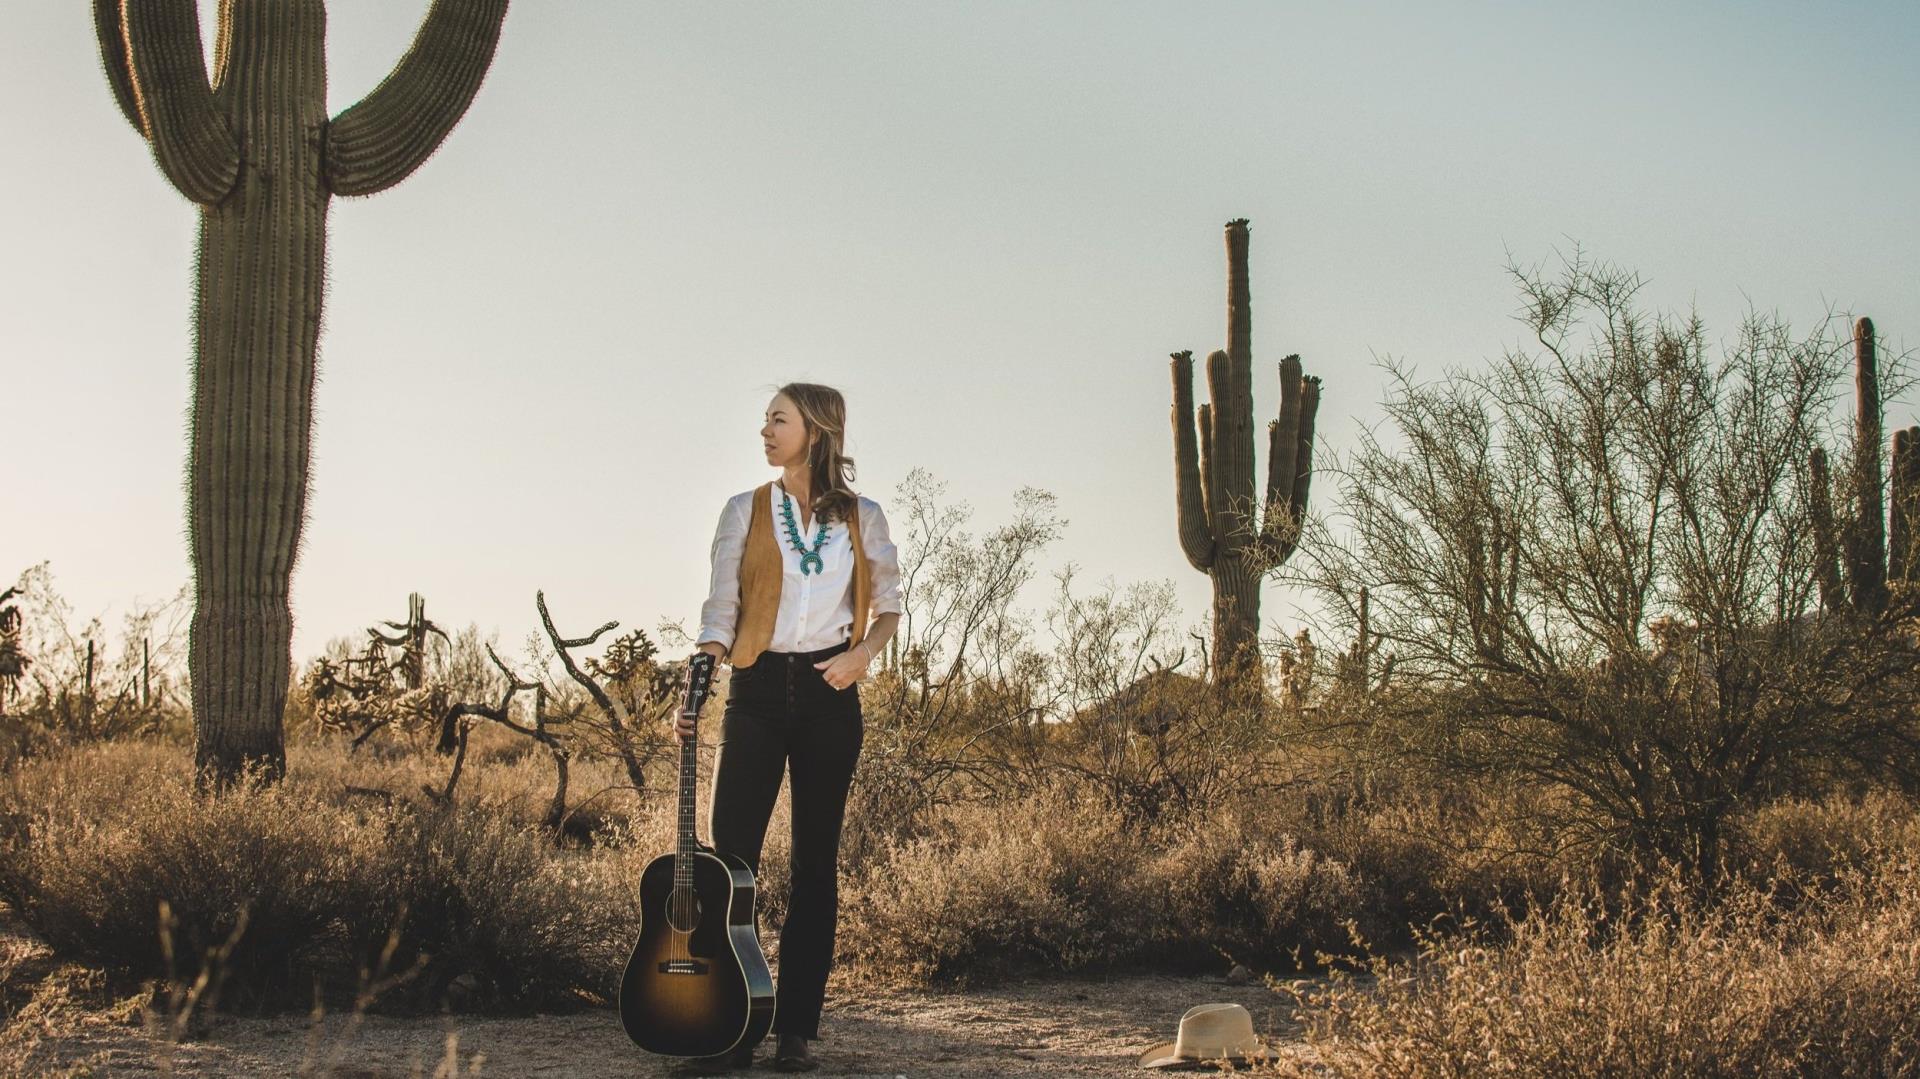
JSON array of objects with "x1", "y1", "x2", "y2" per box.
[
  {"x1": 673, "y1": 655, "x2": 712, "y2": 891},
  {"x1": 674, "y1": 722, "x2": 698, "y2": 888}
]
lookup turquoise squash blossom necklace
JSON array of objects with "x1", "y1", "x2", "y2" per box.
[{"x1": 778, "y1": 485, "x2": 831, "y2": 576}]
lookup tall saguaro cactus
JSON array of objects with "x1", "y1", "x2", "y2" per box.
[
  {"x1": 1170, "y1": 219, "x2": 1322, "y2": 698},
  {"x1": 95, "y1": 0, "x2": 510, "y2": 784},
  {"x1": 1810, "y1": 316, "x2": 1920, "y2": 617}
]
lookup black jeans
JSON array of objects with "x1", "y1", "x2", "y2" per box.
[{"x1": 709, "y1": 639, "x2": 864, "y2": 1041}]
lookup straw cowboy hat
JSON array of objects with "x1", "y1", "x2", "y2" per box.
[{"x1": 1138, "y1": 1002, "x2": 1282, "y2": 1070}]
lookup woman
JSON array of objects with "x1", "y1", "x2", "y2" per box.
[{"x1": 684, "y1": 382, "x2": 903, "y2": 1073}]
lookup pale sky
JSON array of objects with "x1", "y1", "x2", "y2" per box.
[{"x1": 7, "y1": 1, "x2": 1918, "y2": 667}]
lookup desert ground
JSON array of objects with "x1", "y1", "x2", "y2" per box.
[{"x1": 27, "y1": 952, "x2": 1325, "y2": 1077}]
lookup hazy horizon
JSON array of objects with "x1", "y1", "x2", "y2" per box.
[{"x1": 8, "y1": 1, "x2": 1918, "y2": 672}]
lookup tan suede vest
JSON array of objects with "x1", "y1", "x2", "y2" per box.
[{"x1": 729, "y1": 481, "x2": 872, "y2": 668}]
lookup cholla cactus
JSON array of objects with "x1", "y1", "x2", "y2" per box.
[
  {"x1": 1285, "y1": 627, "x2": 1315, "y2": 706},
  {"x1": 94, "y1": 1, "x2": 509, "y2": 783},
  {"x1": 0, "y1": 587, "x2": 28, "y2": 717},
  {"x1": 1336, "y1": 586, "x2": 1389, "y2": 692},
  {"x1": 1170, "y1": 219, "x2": 1322, "y2": 696},
  {"x1": 369, "y1": 592, "x2": 449, "y2": 690}
]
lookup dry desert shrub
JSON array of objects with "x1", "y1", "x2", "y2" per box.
[
  {"x1": 1215, "y1": 760, "x2": 1617, "y2": 959},
  {"x1": 290, "y1": 727, "x2": 804, "y2": 949},
  {"x1": 1271, "y1": 855, "x2": 1920, "y2": 1078},
  {"x1": 1147, "y1": 802, "x2": 1376, "y2": 972},
  {"x1": 841, "y1": 780, "x2": 1395, "y2": 984},
  {"x1": 0, "y1": 741, "x2": 646, "y2": 1011},
  {"x1": 1732, "y1": 789, "x2": 1920, "y2": 884},
  {"x1": 843, "y1": 781, "x2": 1146, "y2": 983},
  {"x1": 0, "y1": 742, "x2": 390, "y2": 999},
  {"x1": 290, "y1": 730, "x2": 651, "y2": 844}
]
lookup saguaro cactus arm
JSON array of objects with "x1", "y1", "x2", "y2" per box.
[
  {"x1": 1268, "y1": 355, "x2": 1305, "y2": 511},
  {"x1": 1891, "y1": 428, "x2": 1914, "y2": 585},
  {"x1": 1198, "y1": 403, "x2": 1219, "y2": 533},
  {"x1": 97, "y1": 0, "x2": 240, "y2": 206},
  {"x1": 324, "y1": 0, "x2": 511, "y2": 198},
  {"x1": 92, "y1": 0, "x2": 141, "y2": 132},
  {"x1": 1260, "y1": 358, "x2": 1322, "y2": 561},
  {"x1": 1204, "y1": 348, "x2": 1240, "y2": 537},
  {"x1": 1171, "y1": 351, "x2": 1217, "y2": 571},
  {"x1": 1288, "y1": 377, "x2": 1321, "y2": 514}
]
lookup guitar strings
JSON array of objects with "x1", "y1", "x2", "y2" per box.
[{"x1": 668, "y1": 660, "x2": 709, "y2": 967}]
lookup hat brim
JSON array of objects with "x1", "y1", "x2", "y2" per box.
[{"x1": 1138, "y1": 1040, "x2": 1282, "y2": 1070}]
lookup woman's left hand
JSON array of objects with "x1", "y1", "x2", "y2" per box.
[{"x1": 814, "y1": 643, "x2": 872, "y2": 690}]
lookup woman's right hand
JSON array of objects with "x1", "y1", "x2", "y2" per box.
[{"x1": 675, "y1": 642, "x2": 730, "y2": 738}]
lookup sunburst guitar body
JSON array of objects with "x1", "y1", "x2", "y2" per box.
[{"x1": 619, "y1": 652, "x2": 775, "y2": 1057}]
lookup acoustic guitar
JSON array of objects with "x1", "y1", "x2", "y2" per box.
[{"x1": 619, "y1": 651, "x2": 776, "y2": 1056}]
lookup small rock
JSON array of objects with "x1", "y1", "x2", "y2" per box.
[{"x1": 1225, "y1": 964, "x2": 1252, "y2": 984}]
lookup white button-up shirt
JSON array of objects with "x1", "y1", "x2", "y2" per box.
[{"x1": 696, "y1": 482, "x2": 905, "y2": 656}]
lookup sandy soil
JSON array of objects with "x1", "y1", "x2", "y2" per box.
[{"x1": 28, "y1": 967, "x2": 1328, "y2": 1077}]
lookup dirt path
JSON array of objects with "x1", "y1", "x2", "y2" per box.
[{"x1": 33, "y1": 969, "x2": 1325, "y2": 1077}]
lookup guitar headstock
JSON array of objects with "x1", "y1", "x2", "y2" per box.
[{"x1": 681, "y1": 651, "x2": 717, "y2": 729}]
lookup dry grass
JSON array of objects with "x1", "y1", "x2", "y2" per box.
[
  {"x1": 0, "y1": 735, "x2": 1503, "y2": 1003},
  {"x1": 1732, "y1": 789, "x2": 1920, "y2": 884},
  {"x1": 0, "y1": 732, "x2": 1915, "y2": 1074},
  {"x1": 1267, "y1": 842, "x2": 1920, "y2": 1077},
  {"x1": 1153, "y1": 800, "x2": 1375, "y2": 972},
  {"x1": 843, "y1": 782, "x2": 1150, "y2": 981},
  {"x1": 841, "y1": 775, "x2": 1530, "y2": 984},
  {"x1": 0, "y1": 738, "x2": 652, "y2": 1012}
]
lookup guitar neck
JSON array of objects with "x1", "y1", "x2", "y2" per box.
[
  {"x1": 676, "y1": 721, "x2": 699, "y2": 879},
  {"x1": 672, "y1": 651, "x2": 714, "y2": 888}
]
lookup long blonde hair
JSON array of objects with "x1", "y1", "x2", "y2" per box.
[{"x1": 775, "y1": 382, "x2": 859, "y2": 525}]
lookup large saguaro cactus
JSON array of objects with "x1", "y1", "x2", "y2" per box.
[
  {"x1": 95, "y1": 0, "x2": 510, "y2": 784},
  {"x1": 1170, "y1": 219, "x2": 1322, "y2": 698},
  {"x1": 1810, "y1": 316, "x2": 1920, "y2": 617}
]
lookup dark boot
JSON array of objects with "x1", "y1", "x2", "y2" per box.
[{"x1": 773, "y1": 1034, "x2": 818, "y2": 1072}]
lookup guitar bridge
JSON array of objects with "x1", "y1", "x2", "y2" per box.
[{"x1": 658, "y1": 959, "x2": 709, "y2": 975}]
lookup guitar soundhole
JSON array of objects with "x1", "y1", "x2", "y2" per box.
[{"x1": 665, "y1": 885, "x2": 703, "y2": 933}]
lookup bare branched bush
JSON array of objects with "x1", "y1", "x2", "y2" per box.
[
  {"x1": 1044, "y1": 565, "x2": 1273, "y2": 820},
  {"x1": 428, "y1": 602, "x2": 686, "y2": 841},
  {"x1": 292, "y1": 591, "x2": 686, "y2": 842},
  {"x1": 0, "y1": 563, "x2": 189, "y2": 761},
  {"x1": 1283, "y1": 250, "x2": 1920, "y2": 885},
  {"x1": 843, "y1": 470, "x2": 1067, "y2": 860}
]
